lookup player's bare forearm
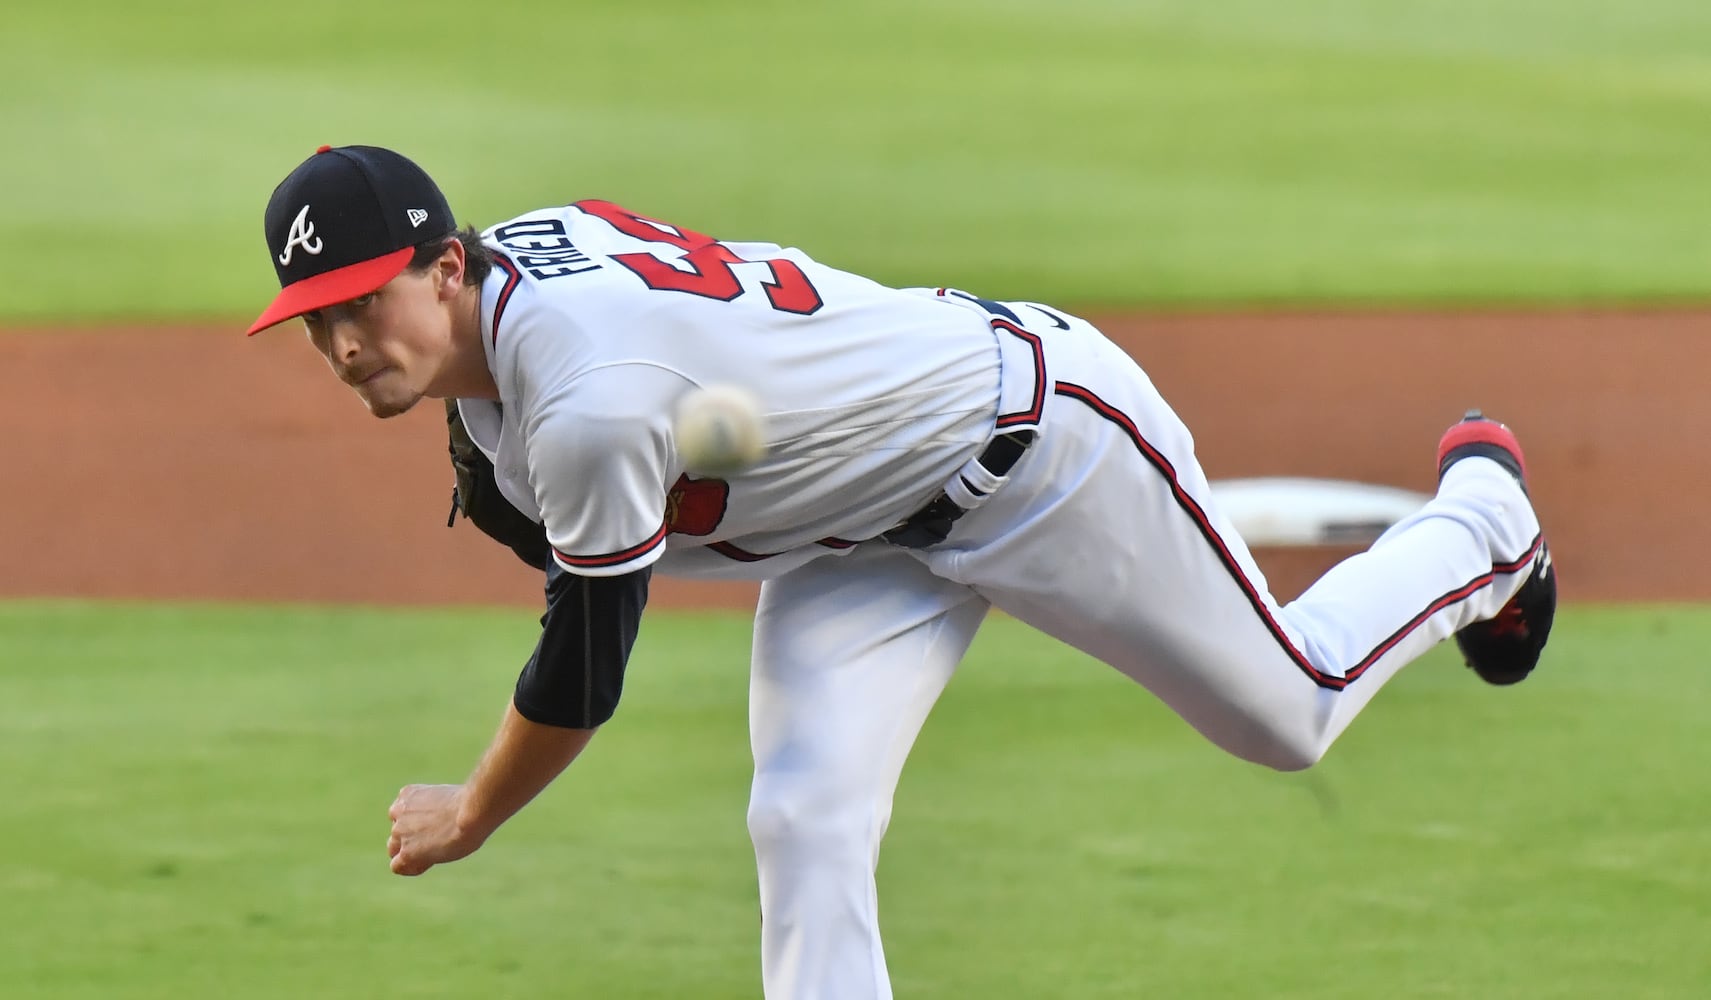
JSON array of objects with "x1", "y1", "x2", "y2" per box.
[
  {"x1": 386, "y1": 701, "x2": 594, "y2": 876},
  {"x1": 462, "y1": 701, "x2": 596, "y2": 834}
]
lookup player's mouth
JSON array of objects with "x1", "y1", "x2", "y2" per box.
[{"x1": 351, "y1": 367, "x2": 392, "y2": 387}]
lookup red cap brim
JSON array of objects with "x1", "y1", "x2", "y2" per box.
[{"x1": 246, "y1": 247, "x2": 415, "y2": 335}]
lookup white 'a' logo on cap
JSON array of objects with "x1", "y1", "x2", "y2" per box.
[
  {"x1": 407, "y1": 208, "x2": 429, "y2": 228},
  {"x1": 278, "y1": 204, "x2": 324, "y2": 266}
]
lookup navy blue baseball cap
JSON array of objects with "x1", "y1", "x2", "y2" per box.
[{"x1": 249, "y1": 145, "x2": 454, "y2": 335}]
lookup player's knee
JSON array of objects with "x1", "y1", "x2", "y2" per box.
[
  {"x1": 1263, "y1": 743, "x2": 1324, "y2": 773},
  {"x1": 1198, "y1": 700, "x2": 1335, "y2": 772},
  {"x1": 1207, "y1": 718, "x2": 1328, "y2": 772},
  {"x1": 747, "y1": 777, "x2": 873, "y2": 857},
  {"x1": 1247, "y1": 729, "x2": 1326, "y2": 773}
]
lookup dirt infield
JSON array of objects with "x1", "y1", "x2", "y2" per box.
[{"x1": 6, "y1": 308, "x2": 1706, "y2": 608}]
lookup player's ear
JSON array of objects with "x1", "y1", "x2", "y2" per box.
[{"x1": 435, "y1": 238, "x2": 466, "y2": 301}]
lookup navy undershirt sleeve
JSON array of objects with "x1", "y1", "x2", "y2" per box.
[{"x1": 512, "y1": 561, "x2": 651, "y2": 729}]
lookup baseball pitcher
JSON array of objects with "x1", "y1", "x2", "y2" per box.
[{"x1": 249, "y1": 145, "x2": 1556, "y2": 999}]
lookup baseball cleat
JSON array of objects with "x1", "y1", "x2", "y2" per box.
[
  {"x1": 1436, "y1": 408, "x2": 1528, "y2": 491},
  {"x1": 1436, "y1": 410, "x2": 1555, "y2": 685}
]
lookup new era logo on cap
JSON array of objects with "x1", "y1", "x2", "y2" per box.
[{"x1": 248, "y1": 145, "x2": 455, "y2": 335}]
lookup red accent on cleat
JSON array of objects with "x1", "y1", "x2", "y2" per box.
[{"x1": 1436, "y1": 418, "x2": 1527, "y2": 479}]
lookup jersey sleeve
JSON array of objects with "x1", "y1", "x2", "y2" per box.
[
  {"x1": 513, "y1": 561, "x2": 651, "y2": 729},
  {"x1": 523, "y1": 364, "x2": 694, "y2": 577}
]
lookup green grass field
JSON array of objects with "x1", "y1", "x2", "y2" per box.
[
  {"x1": 5, "y1": 0, "x2": 1711, "y2": 321},
  {"x1": 2, "y1": 602, "x2": 1706, "y2": 998}
]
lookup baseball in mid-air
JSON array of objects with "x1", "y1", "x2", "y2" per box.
[{"x1": 673, "y1": 384, "x2": 768, "y2": 475}]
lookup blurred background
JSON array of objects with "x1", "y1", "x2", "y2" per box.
[{"x1": 3, "y1": 2, "x2": 1708, "y2": 997}]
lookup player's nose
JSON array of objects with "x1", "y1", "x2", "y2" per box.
[{"x1": 325, "y1": 318, "x2": 364, "y2": 367}]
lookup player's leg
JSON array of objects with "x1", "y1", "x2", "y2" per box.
[
  {"x1": 747, "y1": 545, "x2": 989, "y2": 1000},
  {"x1": 923, "y1": 320, "x2": 1545, "y2": 770}
]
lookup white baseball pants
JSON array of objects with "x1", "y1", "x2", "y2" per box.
[{"x1": 746, "y1": 311, "x2": 1542, "y2": 999}]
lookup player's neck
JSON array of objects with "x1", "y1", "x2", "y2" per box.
[{"x1": 429, "y1": 285, "x2": 499, "y2": 400}]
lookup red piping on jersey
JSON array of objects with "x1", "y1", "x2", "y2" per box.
[
  {"x1": 554, "y1": 522, "x2": 669, "y2": 569},
  {"x1": 1052, "y1": 380, "x2": 1542, "y2": 692},
  {"x1": 708, "y1": 541, "x2": 773, "y2": 562},
  {"x1": 932, "y1": 290, "x2": 1047, "y2": 429},
  {"x1": 490, "y1": 252, "x2": 522, "y2": 347},
  {"x1": 704, "y1": 537, "x2": 857, "y2": 563},
  {"x1": 991, "y1": 319, "x2": 1047, "y2": 429}
]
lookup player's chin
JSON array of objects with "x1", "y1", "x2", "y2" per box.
[{"x1": 358, "y1": 384, "x2": 424, "y2": 420}]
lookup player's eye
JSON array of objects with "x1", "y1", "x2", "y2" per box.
[{"x1": 348, "y1": 293, "x2": 376, "y2": 308}]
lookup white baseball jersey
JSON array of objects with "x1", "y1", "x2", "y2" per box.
[{"x1": 454, "y1": 200, "x2": 1041, "y2": 581}]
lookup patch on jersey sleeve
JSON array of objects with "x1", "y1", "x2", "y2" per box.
[{"x1": 664, "y1": 474, "x2": 729, "y2": 536}]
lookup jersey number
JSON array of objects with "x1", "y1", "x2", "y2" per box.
[{"x1": 574, "y1": 200, "x2": 823, "y2": 316}]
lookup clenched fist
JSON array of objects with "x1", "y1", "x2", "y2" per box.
[{"x1": 386, "y1": 783, "x2": 489, "y2": 876}]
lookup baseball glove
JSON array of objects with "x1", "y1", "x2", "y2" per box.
[{"x1": 445, "y1": 399, "x2": 550, "y2": 571}]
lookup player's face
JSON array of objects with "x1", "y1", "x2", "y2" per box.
[{"x1": 301, "y1": 268, "x2": 455, "y2": 419}]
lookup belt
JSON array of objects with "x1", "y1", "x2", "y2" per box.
[{"x1": 882, "y1": 430, "x2": 1037, "y2": 549}]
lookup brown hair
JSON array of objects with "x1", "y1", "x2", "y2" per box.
[{"x1": 408, "y1": 226, "x2": 493, "y2": 286}]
